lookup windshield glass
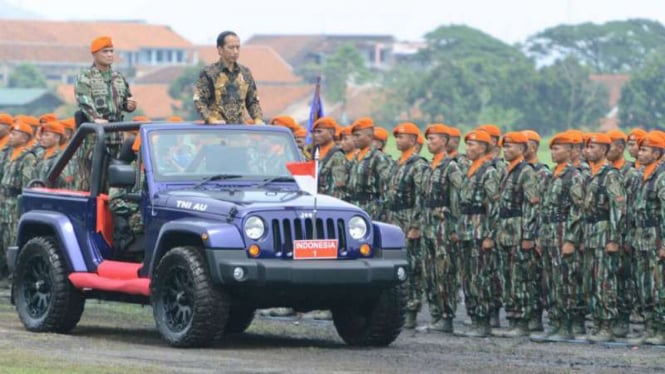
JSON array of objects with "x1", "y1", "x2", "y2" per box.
[{"x1": 148, "y1": 128, "x2": 301, "y2": 182}]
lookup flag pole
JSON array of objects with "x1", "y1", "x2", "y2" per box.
[{"x1": 313, "y1": 146, "x2": 319, "y2": 239}]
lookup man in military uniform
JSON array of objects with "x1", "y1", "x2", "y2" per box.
[
  {"x1": 193, "y1": 31, "x2": 263, "y2": 125},
  {"x1": 33, "y1": 122, "x2": 66, "y2": 181},
  {"x1": 372, "y1": 127, "x2": 389, "y2": 153},
  {"x1": 421, "y1": 124, "x2": 464, "y2": 332},
  {"x1": 628, "y1": 131, "x2": 665, "y2": 344},
  {"x1": 581, "y1": 133, "x2": 626, "y2": 342},
  {"x1": 0, "y1": 121, "x2": 36, "y2": 280},
  {"x1": 346, "y1": 117, "x2": 393, "y2": 220},
  {"x1": 458, "y1": 130, "x2": 500, "y2": 337},
  {"x1": 384, "y1": 122, "x2": 428, "y2": 328},
  {"x1": 492, "y1": 132, "x2": 540, "y2": 337},
  {"x1": 0, "y1": 113, "x2": 12, "y2": 152},
  {"x1": 627, "y1": 128, "x2": 648, "y2": 169},
  {"x1": 312, "y1": 117, "x2": 346, "y2": 199},
  {"x1": 75, "y1": 36, "x2": 136, "y2": 158}
]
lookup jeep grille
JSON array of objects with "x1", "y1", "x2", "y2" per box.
[{"x1": 271, "y1": 218, "x2": 347, "y2": 253}]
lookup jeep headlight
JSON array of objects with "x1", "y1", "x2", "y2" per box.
[
  {"x1": 244, "y1": 216, "x2": 265, "y2": 240},
  {"x1": 348, "y1": 216, "x2": 367, "y2": 240}
]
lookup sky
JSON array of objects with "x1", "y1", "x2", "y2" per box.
[{"x1": 6, "y1": 0, "x2": 665, "y2": 45}]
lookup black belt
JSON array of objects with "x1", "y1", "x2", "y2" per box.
[
  {"x1": 425, "y1": 199, "x2": 450, "y2": 209},
  {"x1": 460, "y1": 205, "x2": 486, "y2": 215},
  {"x1": 499, "y1": 208, "x2": 522, "y2": 218},
  {"x1": 586, "y1": 212, "x2": 610, "y2": 223}
]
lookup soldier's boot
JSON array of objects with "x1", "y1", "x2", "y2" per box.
[
  {"x1": 612, "y1": 314, "x2": 630, "y2": 338},
  {"x1": 464, "y1": 317, "x2": 491, "y2": 337},
  {"x1": 586, "y1": 321, "x2": 614, "y2": 343},
  {"x1": 502, "y1": 318, "x2": 530, "y2": 337},
  {"x1": 490, "y1": 309, "x2": 501, "y2": 328},
  {"x1": 428, "y1": 318, "x2": 453, "y2": 333},
  {"x1": 528, "y1": 311, "x2": 544, "y2": 332},
  {"x1": 548, "y1": 317, "x2": 574, "y2": 341},
  {"x1": 628, "y1": 319, "x2": 656, "y2": 345},
  {"x1": 506, "y1": 318, "x2": 516, "y2": 330},
  {"x1": 542, "y1": 318, "x2": 561, "y2": 337},
  {"x1": 644, "y1": 322, "x2": 665, "y2": 345},
  {"x1": 572, "y1": 316, "x2": 586, "y2": 337},
  {"x1": 404, "y1": 311, "x2": 417, "y2": 329}
]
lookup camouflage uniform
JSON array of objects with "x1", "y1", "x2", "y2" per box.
[
  {"x1": 488, "y1": 157, "x2": 508, "y2": 317},
  {"x1": 529, "y1": 161, "x2": 552, "y2": 325},
  {"x1": 573, "y1": 160, "x2": 591, "y2": 324},
  {"x1": 75, "y1": 65, "x2": 131, "y2": 156},
  {"x1": 421, "y1": 155, "x2": 464, "y2": 322},
  {"x1": 108, "y1": 163, "x2": 144, "y2": 256},
  {"x1": 582, "y1": 163, "x2": 625, "y2": 328},
  {"x1": 317, "y1": 145, "x2": 348, "y2": 200},
  {"x1": 493, "y1": 160, "x2": 539, "y2": 325},
  {"x1": 539, "y1": 164, "x2": 585, "y2": 329},
  {"x1": 385, "y1": 152, "x2": 428, "y2": 314},
  {"x1": 193, "y1": 61, "x2": 263, "y2": 124},
  {"x1": 346, "y1": 147, "x2": 393, "y2": 220},
  {"x1": 32, "y1": 148, "x2": 62, "y2": 181},
  {"x1": 632, "y1": 162, "x2": 665, "y2": 332},
  {"x1": 458, "y1": 161, "x2": 500, "y2": 323},
  {"x1": 0, "y1": 147, "x2": 36, "y2": 274}
]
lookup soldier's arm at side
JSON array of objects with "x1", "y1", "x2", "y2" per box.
[
  {"x1": 407, "y1": 162, "x2": 427, "y2": 231},
  {"x1": 21, "y1": 153, "x2": 37, "y2": 188},
  {"x1": 192, "y1": 69, "x2": 213, "y2": 123},
  {"x1": 606, "y1": 171, "x2": 626, "y2": 246},
  {"x1": 521, "y1": 167, "x2": 539, "y2": 242},
  {"x1": 74, "y1": 71, "x2": 103, "y2": 121},
  {"x1": 483, "y1": 168, "x2": 501, "y2": 244},
  {"x1": 564, "y1": 172, "x2": 585, "y2": 245}
]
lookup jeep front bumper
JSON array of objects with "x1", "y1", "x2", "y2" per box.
[{"x1": 206, "y1": 249, "x2": 408, "y2": 286}]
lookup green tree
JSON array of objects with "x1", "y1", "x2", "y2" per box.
[
  {"x1": 524, "y1": 19, "x2": 665, "y2": 73},
  {"x1": 168, "y1": 64, "x2": 203, "y2": 120},
  {"x1": 619, "y1": 52, "x2": 665, "y2": 128},
  {"x1": 8, "y1": 63, "x2": 47, "y2": 88}
]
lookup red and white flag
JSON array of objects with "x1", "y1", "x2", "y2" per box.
[{"x1": 286, "y1": 149, "x2": 319, "y2": 195}]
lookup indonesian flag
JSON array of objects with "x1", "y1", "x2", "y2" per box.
[{"x1": 286, "y1": 149, "x2": 319, "y2": 195}]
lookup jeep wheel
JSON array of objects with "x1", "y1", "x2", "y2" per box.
[
  {"x1": 332, "y1": 285, "x2": 406, "y2": 346},
  {"x1": 225, "y1": 303, "x2": 255, "y2": 334},
  {"x1": 151, "y1": 246, "x2": 229, "y2": 347},
  {"x1": 14, "y1": 236, "x2": 85, "y2": 333}
]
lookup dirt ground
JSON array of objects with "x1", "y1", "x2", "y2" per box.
[{"x1": 0, "y1": 289, "x2": 664, "y2": 374}]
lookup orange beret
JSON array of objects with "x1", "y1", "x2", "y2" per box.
[
  {"x1": 41, "y1": 121, "x2": 65, "y2": 136},
  {"x1": 313, "y1": 116, "x2": 337, "y2": 130},
  {"x1": 565, "y1": 129, "x2": 586, "y2": 144},
  {"x1": 464, "y1": 130, "x2": 491, "y2": 145},
  {"x1": 340, "y1": 126, "x2": 353, "y2": 137},
  {"x1": 0, "y1": 113, "x2": 13, "y2": 126},
  {"x1": 166, "y1": 116, "x2": 184, "y2": 122},
  {"x1": 270, "y1": 115, "x2": 299, "y2": 130},
  {"x1": 373, "y1": 127, "x2": 388, "y2": 141},
  {"x1": 627, "y1": 128, "x2": 648, "y2": 142},
  {"x1": 425, "y1": 124, "x2": 450, "y2": 137},
  {"x1": 476, "y1": 124, "x2": 501, "y2": 138},
  {"x1": 12, "y1": 121, "x2": 33, "y2": 138},
  {"x1": 91, "y1": 36, "x2": 113, "y2": 53},
  {"x1": 133, "y1": 116, "x2": 151, "y2": 122},
  {"x1": 417, "y1": 134, "x2": 425, "y2": 145},
  {"x1": 351, "y1": 117, "x2": 374, "y2": 131},
  {"x1": 521, "y1": 130, "x2": 541, "y2": 143},
  {"x1": 606, "y1": 129, "x2": 627, "y2": 142},
  {"x1": 60, "y1": 118, "x2": 76, "y2": 131},
  {"x1": 448, "y1": 127, "x2": 461, "y2": 137},
  {"x1": 393, "y1": 122, "x2": 421, "y2": 137},
  {"x1": 586, "y1": 132, "x2": 612, "y2": 145},
  {"x1": 549, "y1": 132, "x2": 579, "y2": 148},
  {"x1": 39, "y1": 113, "x2": 57, "y2": 123},
  {"x1": 639, "y1": 131, "x2": 665, "y2": 149},
  {"x1": 500, "y1": 131, "x2": 529, "y2": 146},
  {"x1": 294, "y1": 127, "x2": 307, "y2": 138},
  {"x1": 17, "y1": 115, "x2": 40, "y2": 128}
]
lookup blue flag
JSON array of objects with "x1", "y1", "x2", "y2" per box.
[{"x1": 305, "y1": 76, "x2": 324, "y2": 145}]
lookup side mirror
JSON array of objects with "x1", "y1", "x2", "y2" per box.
[{"x1": 108, "y1": 162, "x2": 136, "y2": 188}]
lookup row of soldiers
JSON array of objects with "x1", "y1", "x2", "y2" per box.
[{"x1": 275, "y1": 114, "x2": 665, "y2": 344}]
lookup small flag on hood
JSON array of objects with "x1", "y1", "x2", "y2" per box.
[{"x1": 286, "y1": 159, "x2": 317, "y2": 195}]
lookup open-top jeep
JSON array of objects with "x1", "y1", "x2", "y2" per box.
[{"x1": 7, "y1": 122, "x2": 408, "y2": 347}]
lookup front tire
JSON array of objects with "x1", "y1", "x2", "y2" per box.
[
  {"x1": 151, "y1": 246, "x2": 229, "y2": 347},
  {"x1": 332, "y1": 285, "x2": 406, "y2": 346},
  {"x1": 14, "y1": 236, "x2": 85, "y2": 333}
]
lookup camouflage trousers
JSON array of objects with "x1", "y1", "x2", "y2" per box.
[
  {"x1": 405, "y1": 237, "x2": 424, "y2": 312},
  {"x1": 574, "y1": 248, "x2": 587, "y2": 318},
  {"x1": 352, "y1": 200, "x2": 382, "y2": 222},
  {"x1": 109, "y1": 195, "x2": 143, "y2": 254},
  {"x1": 423, "y1": 226, "x2": 458, "y2": 320},
  {"x1": 543, "y1": 245, "x2": 578, "y2": 322},
  {"x1": 499, "y1": 245, "x2": 537, "y2": 320},
  {"x1": 493, "y1": 245, "x2": 508, "y2": 315},
  {"x1": 583, "y1": 248, "x2": 619, "y2": 322},
  {"x1": 460, "y1": 240, "x2": 492, "y2": 318},
  {"x1": 0, "y1": 196, "x2": 19, "y2": 277},
  {"x1": 634, "y1": 249, "x2": 657, "y2": 321},
  {"x1": 616, "y1": 248, "x2": 636, "y2": 319},
  {"x1": 654, "y1": 256, "x2": 665, "y2": 326}
]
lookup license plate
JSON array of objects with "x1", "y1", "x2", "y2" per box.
[{"x1": 293, "y1": 240, "x2": 338, "y2": 260}]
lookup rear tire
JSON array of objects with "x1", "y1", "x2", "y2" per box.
[
  {"x1": 332, "y1": 285, "x2": 406, "y2": 346},
  {"x1": 14, "y1": 236, "x2": 85, "y2": 333},
  {"x1": 151, "y1": 246, "x2": 229, "y2": 347}
]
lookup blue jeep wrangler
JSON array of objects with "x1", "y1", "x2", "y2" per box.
[{"x1": 7, "y1": 122, "x2": 408, "y2": 347}]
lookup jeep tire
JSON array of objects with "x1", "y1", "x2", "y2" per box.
[
  {"x1": 332, "y1": 284, "x2": 406, "y2": 346},
  {"x1": 14, "y1": 236, "x2": 85, "y2": 333},
  {"x1": 151, "y1": 246, "x2": 229, "y2": 347},
  {"x1": 225, "y1": 302, "x2": 256, "y2": 334}
]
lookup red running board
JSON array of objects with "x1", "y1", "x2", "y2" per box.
[{"x1": 68, "y1": 261, "x2": 150, "y2": 296}]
